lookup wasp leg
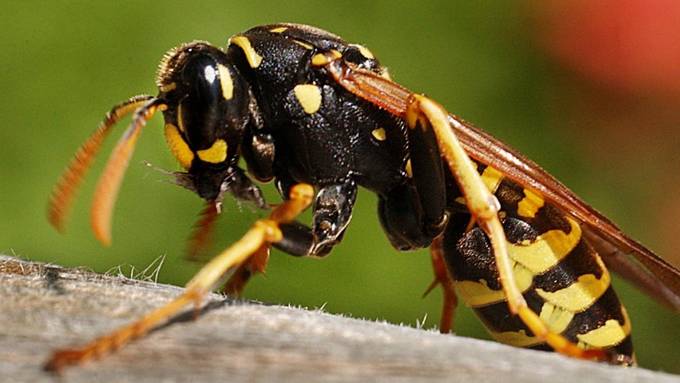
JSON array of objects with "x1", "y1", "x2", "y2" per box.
[
  {"x1": 218, "y1": 167, "x2": 272, "y2": 294},
  {"x1": 44, "y1": 184, "x2": 315, "y2": 373},
  {"x1": 241, "y1": 88, "x2": 276, "y2": 183},
  {"x1": 242, "y1": 130, "x2": 276, "y2": 183},
  {"x1": 223, "y1": 244, "x2": 270, "y2": 296},
  {"x1": 209, "y1": 167, "x2": 270, "y2": 289},
  {"x1": 405, "y1": 101, "x2": 448, "y2": 235},
  {"x1": 377, "y1": 101, "x2": 449, "y2": 250},
  {"x1": 225, "y1": 174, "x2": 341, "y2": 295},
  {"x1": 226, "y1": 166, "x2": 268, "y2": 209},
  {"x1": 186, "y1": 202, "x2": 220, "y2": 261},
  {"x1": 311, "y1": 180, "x2": 357, "y2": 254},
  {"x1": 270, "y1": 178, "x2": 357, "y2": 257},
  {"x1": 378, "y1": 182, "x2": 444, "y2": 250},
  {"x1": 186, "y1": 166, "x2": 267, "y2": 261},
  {"x1": 409, "y1": 95, "x2": 609, "y2": 362},
  {"x1": 423, "y1": 236, "x2": 457, "y2": 333}
]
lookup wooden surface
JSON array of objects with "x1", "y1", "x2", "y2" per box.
[{"x1": 1, "y1": 255, "x2": 679, "y2": 383}]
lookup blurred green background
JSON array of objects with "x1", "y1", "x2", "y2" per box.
[{"x1": 2, "y1": 0, "x2": 679, "y2": 373}]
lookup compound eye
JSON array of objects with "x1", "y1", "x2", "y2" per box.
[{"x1": 179, "y1": 54, "x2": 224, "y2": 149}]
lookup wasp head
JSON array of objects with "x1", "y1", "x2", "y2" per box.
[
  {"x1": 157, "y1": 42, "x2": 252, "y2": 201},
  {"x1": 47, "y1": 41, "x2": 257, "y2": 245}
]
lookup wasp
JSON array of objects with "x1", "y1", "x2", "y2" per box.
[{"x1": 45, "y1": 23, "x2": 680, "y2": 371}]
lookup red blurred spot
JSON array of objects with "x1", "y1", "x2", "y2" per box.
[{"x1": 531, "y1": 0, "x2": 680, "y2": 97}]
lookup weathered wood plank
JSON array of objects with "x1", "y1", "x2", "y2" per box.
[{"x1": 1, "y1": 255, "x2": 678, "y2": 383}]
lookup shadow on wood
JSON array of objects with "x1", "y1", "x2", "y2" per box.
[{"x1": 1, "y1": 255, "x2": 678, "y2": 383}]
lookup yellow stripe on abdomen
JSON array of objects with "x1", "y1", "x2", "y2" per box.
[
  {"x1": 535, "y1": 250, "x2": 610, "y2": 314},
  {"x1": 577, "y1": 306, "x2": 632, "y2": 349},
  {"x1": 508, "y1": 217, "x2": 581, "y2": 274},
  {"x1": 455, "y1": 262, "x2": 533, "y2": 307},
  {"x1": 455, "y1": 217, "x2": 582, "y2": 308}
]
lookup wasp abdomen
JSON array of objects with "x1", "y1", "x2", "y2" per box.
[{"x1": 442, "y1": 167, "x2": 634, "y2": 360}]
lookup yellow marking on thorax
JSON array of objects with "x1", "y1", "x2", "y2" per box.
[
  {"x1": 577, "y1": 308, "x2": 631, "y2": 348},
  {"x1": 196, "y1": 139, "x2": 228, "y2": 164},
  {"x1": 350, "y1": 43, "x2": 375, "y2": 59},
  {"x1": 311, "y1": 50, "x2": 342, "y2": 66},
  {"x1": 508, "y1": 217, "x2": 582, "y2": 274},
  {"x1": 517, "y1": 188, "x2": 545, "y2": 218},
  {"x1": 371, "y1": 127, "x2": 386, "y2": 141},
  {"x1": 217, "y1": 64, "x2": 233, "y2": 100},
  {"x1": 535, "y1": 254, "x2": 610, "y2": 312},
  {"x1": 269, "y1": 26, "x2": 288, "y2": 33},
  {"x1": 293, "y1": 84, "x2": 322, "y2": 114},
  {"x1": 164, "y1": 124, "x2": 193, "y2": 169},
  {"x1": 229, "y1": 36, "x2": 263, "y2": 68},
  {"x1": 293, "y1": 40, "x2": 314, "y2": 50},
  {"x1": 480, "y1": 166, "x2": 504, "y2": 193}
]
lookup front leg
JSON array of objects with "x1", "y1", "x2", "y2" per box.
[
  {"x1": 241, "y1": 89, "x2": 276, "y2": 183},
  {"x1": 225, "y1": 166, "x2": 267, "y2": 209},
  {"x1": 187, "y1": 166, "x2": 266, "y2": 260},
  {"x1": 241, "y1": 130, "x2": 276, "y2": 183},
  {"x1": 311, "y1": 179, "x2": 357, "y2": 254},
  {"x1": 274, "y1": 178, "x2": 357, "y2": 257},
  {"x1": 46, "y1": 184, "x2": 315, "y2": 372}
]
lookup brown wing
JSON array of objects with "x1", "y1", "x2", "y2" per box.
[{"x1": 324, "y1": 59, "x2": 680, "y2": 311}]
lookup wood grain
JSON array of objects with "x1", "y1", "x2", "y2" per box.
[{"x1": 1, "y1": 255, "x2": 678, "y2": 383}]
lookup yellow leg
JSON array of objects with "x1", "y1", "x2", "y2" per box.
[
  {"x1": 222, "y1": 244, "x2": 270, "y2": 296},
  {"x1": 410, "y1": 95, "x2": 607, "y2": 362},
  {"x1": 44, "y1": 184, "x2": 315, "y2": 372}
]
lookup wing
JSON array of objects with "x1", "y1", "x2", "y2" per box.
[{"x1": 323, "y1": 58, "x2": 680, "y2": 311}]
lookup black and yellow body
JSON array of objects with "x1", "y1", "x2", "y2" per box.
[
  {"x1": 211, "y1": 24, "x2": 632, "y2": 359},
  {"x1": 46, "y1": 23, "x2": 680, "y2": 371},
  {"x1": 443, "y1": 165, "x2": 632, "y2": 356}
]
